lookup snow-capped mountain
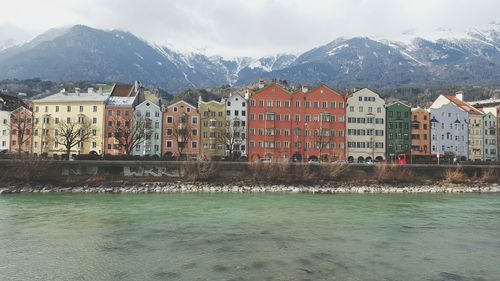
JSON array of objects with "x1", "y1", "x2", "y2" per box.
[{"x1": 0, "y1": 25, "x2": 499, "y2": 94}]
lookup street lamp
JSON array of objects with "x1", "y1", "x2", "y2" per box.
[{"x1": 430, "y1": 117, "x2": 440, "y2": 165}]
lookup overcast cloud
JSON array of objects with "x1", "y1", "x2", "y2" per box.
[{"x1": 1, "y1": 0, "x2": 499, "y2": 57}]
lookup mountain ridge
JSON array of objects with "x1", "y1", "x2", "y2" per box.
[{"x1": 0, "y1": 25, "x2": 500, "y2": 94}]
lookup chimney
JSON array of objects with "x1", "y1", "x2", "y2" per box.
[
  {"x1": 301, "y1": 84, "x2": 309, "y2": 93},
  {"x1": 134, "y1": 81, "x2": 141, "y2": 92},
  {"x1": 75, "y1": 88, "x2": 80, "y2": 95},
  {"x1": 60, "y1": 88, "x2": 67, "y2": 95},
  {"x1": 244, "y1": 89, "x2": 250, "y2": 100},
  {"x1": 99, "y1": 87, "x2": 103, "y2": 95},
  {"x1": 258, "y1": 79, "x2": 265, "y2": 89},
  {"x1": 88, "y1": 87, "x2": 94, "y2": 94},
  {"x1": 198, "y1": 95, "x2": 202, "y2": 109},
  {"x1": 455, "y1": 91, "x2": 464, "y2": 101}
]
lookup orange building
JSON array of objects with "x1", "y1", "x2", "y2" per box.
[
  {"x1": 104, "y1": 83, "x2": 143, "y2": 155},
  {"x1": 162, "y1": 100, "x2": 200, "y2": 159},
  {"x1": 10, "y1": 106, "x2": 33, "y2": 156},
  {"x1": 248, "y1": 83, "x2": 346, "y2": 162},
  {"x1": 410, "y1": 107, "x2": 430, "y2": 156}
]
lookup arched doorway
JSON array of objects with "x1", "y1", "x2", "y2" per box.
[
  {"x1": 347, "y1": 156, "x2": 354, "y2": 163},
  {"x1": 375, "y1": 156, "x2": 384, "y2": 162},
  {"x1": 357, "y1": 156, "x2": 365, "y2": 163}
]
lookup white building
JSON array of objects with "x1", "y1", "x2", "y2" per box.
[
  {"x1": 483, "y1": 112, "x2": 497, "y2": 161},
  {"x1": 346, "y1": 88, "x2": 386, "y2": 162},
  {"x1": 225, "y1": 93, "x2": 248, "y2": 159},
  {"x1": 133, "y1": 100, "x2": 162, "y2": 157},
  {"x1": 0, "y1": 110, "x2": 10, "y2": 152},
  {"x1": 429, "y1": 94, "x2": 471, "y2": 161}
]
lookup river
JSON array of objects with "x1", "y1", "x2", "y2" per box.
[{"x1": 1, "y1": 193, "x2": 499, "y2": 280}]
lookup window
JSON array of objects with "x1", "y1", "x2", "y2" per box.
[
  {"x1": 79, "y1": 106, "x2": 84, "y2": 112},
  {"x1": 167, "y1": 116, "x2": 173, "y2": 123},
  {"x1": 93, "y1": 106, "x2": 98, "y2": 112},
  {"x1": 67, "y1": 106, "x2": 71, "y2": 112},
  {"x1": 93, "y1": 117, "x2": 97, "y2": 124},
  {"x1": 295, "y1": 101, "x2": 300, "y2": 108}
]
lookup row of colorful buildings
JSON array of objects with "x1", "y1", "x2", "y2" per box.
[{"x1": 0, "y1": 81, "x2": 499, "y2": 162}]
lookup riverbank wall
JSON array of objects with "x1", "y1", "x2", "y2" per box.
[{"x1": 0, "y1": 160, "x2": 498, "y2": 190}]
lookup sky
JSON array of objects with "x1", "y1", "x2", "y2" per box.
[{"x1": 1, "y1": 0, "x2": 499, "y2": 57}]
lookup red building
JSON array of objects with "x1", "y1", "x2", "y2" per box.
[
  {"x1": 248, "y1": 83, "x2": 346, "y2": 162},
  {"x1": 104, "y1": 83, "x2": 143, "y2": 156}
]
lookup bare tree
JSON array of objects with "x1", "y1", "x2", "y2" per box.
[
  {"x1": 171, "y1": 113, "x2": 193, "y2": 159},
  {"x1": 218, "y1": 119, "x2": 246, "y2": 160},
  {"x1": 111, "y1": 114, "x2": 149, "y2": 156},
  {"x1": 55, "y1": 120, "x2": 93, "y2": 160},
  {"x1": 311, "y1": 118, "x2": 335, "y2": 161},
  {"x1": 10, "y1": 108, "x2": 33, "y2": 157}
]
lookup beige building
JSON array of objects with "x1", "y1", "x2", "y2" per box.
[
  {"x1": 469, "y1": 112, "x2": 484, "y2": 161},
  {"x1": 346, "y1": 88, "x2": 386, "y2": 162},
  {"x1": 32, "y1": 88, "x2": 110, "y2": 158}
]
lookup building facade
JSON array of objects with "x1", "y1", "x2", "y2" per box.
[
  {"x1": 346, "y1": 88, "x2": 386, "y2": 163},
  {"x1": 469, "y1": 113, "x2": 484, "y2": 161},
  {"x1": 162, "y1": 100, "x2": 200, "y2": 160},
  {"x1": 385, "y1": 102, "x2": 411, "y2": 162},
  {"x1": 32, "y1": 88, "x2": 109, "y2": 158},
  {"x1": 303, "y1": 85, "x2": 346, "y2": 161},
  {"x1": 429, "y1": 102, "x2": 469, "y2": 161},
  {"x1": 133, "y1": 100, "x2": 162, "y2": 157},
  {"x1": 248, "y1": 84, "x2": 346, "y2": 162},
  {"x1": 103, "y1": 83, "x2": 143, "y2": 156},
  {"x1": 9, "y1": 106, "x2": 33, "y2": 155},
  {"x1": 199, "y1": 98, "x2": 226, "y2": 160},
  {"x1": 0, "y1": 110, "x2": 10, "y2": 152},
  {"x1": 225, "y1": 93, "x2": 248, "y2": 159},
  {"x1": 410, "y1": 107, "x2": 430, "y2": 157},
  {"x1": 483, "y1": 112, "x2": 497, "y2": 161},
  {"x1": 248, "y1": 84, "x2": 295, "y2": 162}
]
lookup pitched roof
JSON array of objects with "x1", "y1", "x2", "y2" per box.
[
  {"x1": 110, "y1": 84, "x2": 137, "y2": 97},
  {"x1": 445, "y1": 95, "x2": 483, "y2": 115},
  {"x1": 35, "y1": 91, "x2": 111, "y2": 103},
  {"x1": 0, "y1": 94, "x2": 26, "y2": 111}
]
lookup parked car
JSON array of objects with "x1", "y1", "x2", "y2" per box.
[
  {"x1": 307, "y1": 156, "x2": 320, "y2": 164},
  {"x1": 260, "y1": 158, "x2": 272, "y2": 163}
]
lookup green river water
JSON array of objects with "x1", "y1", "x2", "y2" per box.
[{"x1": 1, "y1": 193, "x2": 500, "y2": 281}]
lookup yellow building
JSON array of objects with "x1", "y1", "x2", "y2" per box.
[
  {"x1": 198, "y1": 97, "x2": 226, "y2": 160},
  {"x1": 32, "y1": 87, "x2": 110, "y2": 158}
]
